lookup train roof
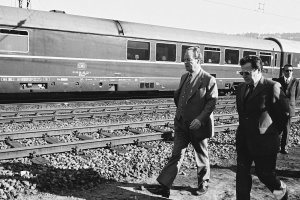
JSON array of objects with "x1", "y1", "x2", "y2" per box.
[
  {"x1": 0, "y1": 5, "x2": 280, "y2": 52},
  {"x1": 265, "y1": 38, "x2": 300, "y2": 53},
  {"x1": 120, "y1": 22, "x2": 280, "y2": 51},
  {"x1": 0, "y1": 5, "x2": 119, "y2": 35}
]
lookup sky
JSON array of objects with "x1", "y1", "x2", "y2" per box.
[{"x1": 1, "y1": 0, "x2": 300, "y2": 34}]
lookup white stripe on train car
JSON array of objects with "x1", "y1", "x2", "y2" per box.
[{"x1": 0, "y1": 54, "x2": 278, "y2": 69}]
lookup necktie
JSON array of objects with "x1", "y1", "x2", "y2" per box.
[
  {"x1": 186, "y1": 74, "x2": 192, "y2": 87},
  {"x1": 244, "y1": 84, "x2": 254, "y2": 102}
]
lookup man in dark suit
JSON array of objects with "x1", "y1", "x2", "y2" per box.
[
  {"x1": 236, "y1": 55, "x2": 289, "y2": 200},
  {"x1": 275, "y1": 64, "x2": 300, "y2": 154},
  {"x1": 153, "y1": 46, "x2": 218, "y2": 198}
]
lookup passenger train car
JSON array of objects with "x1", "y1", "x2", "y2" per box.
[{"x1": 0, "y1": 5, "x2": 299, "y2": 100}]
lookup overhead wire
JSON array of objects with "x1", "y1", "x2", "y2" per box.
[{"x1": 202, "y1": 0, "x2": 300, "y2": 21}]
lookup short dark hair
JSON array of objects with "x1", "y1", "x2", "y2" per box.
[
  {"x1": 239, "y1": 55, "x2": 263, "y2": 71},
  {"x1": 283, "y1": 64, "x2": 293, "y2": 68}
]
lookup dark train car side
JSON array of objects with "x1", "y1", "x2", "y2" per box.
[{"x1": 0, "y1": 5, "x2": 298, "y2": 100}]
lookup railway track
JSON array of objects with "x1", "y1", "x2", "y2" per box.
[
  {"x1": 0, "y1": 118, "x2": 240, "y2": 160},
  {"x1": 0, "y1": 102, "x2": 238, "y2": 124},
  {"x1": 0, "y1": 114, "x2": 299, "y2": 161},
  {"x1": 0, "y1": 103, "x2": 298, "y2": 125},
  {"x1": 0, "y1": 99, "x2": 299, "y2": 161}
]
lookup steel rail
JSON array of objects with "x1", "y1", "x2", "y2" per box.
[
  {"x1": 0, "y1": 119, "x2": 174, "y2": 141},
  {"x1": 0, "y1": 98, "x2": 232, "y2": 109},
  {"x1": 215, "y1": 113, "x2": 300, "y2": 121},
  {"x1": 0, "y1": 120, "x2": 240, "y2": 160},
  {"x1": 0, "y1": 99, "x2": 175, "y2": 109},
  {"x1": 0, "y1": 107, "x2": 177, "y2": 124},
  {"x1": 1, "y1": 113, "x2": 298, "y2": 141},
  {"x1": 0, "y1": 133, "x2": 166, "y2": 160},
  {"x1": 0, "y1": 103, "x2": 175, "y2": 117},
  {"x1": 0, "y1": 102, "x2": 233, "y2": 116},
  {"x1": 0, "y1": 103, "x2": 239, "y2": 124}
]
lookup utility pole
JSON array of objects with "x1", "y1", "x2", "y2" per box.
[
  {"x1": 18, "y1": 0, "x2": 31, "y2": 8},
  {"x1": 257, "y1": 1, "x2": 265, "y2": 39},
  {"x1": 18, "y1": 0, "x2": 22, "y2": 8},
  {"x1": 27, "y1": 0, "x2": 31, "y2": 9},
  {"x1": 258, "y1": 2, "x2": 265, "y2": 13}
]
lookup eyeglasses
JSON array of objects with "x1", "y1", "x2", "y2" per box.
[
  {"x1": 285, "y1": 70, "x2": 293, "y2": 72},
  {"x1": 239, "y1": 71, "x2": 251, "y2": 76}
]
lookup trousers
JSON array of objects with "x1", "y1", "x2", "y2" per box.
[
  {"x1": 236, "y1": 147, "x2": 282, "y2": 199},
  {"x1": 157, "y1": 117, "x2": 210, "y2": 188},
  {"x1": 280, "y1": 117, "x2": 291, "y2": 150}
]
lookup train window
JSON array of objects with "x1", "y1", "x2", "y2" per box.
[
  {"x1": 204, "y1": 47, "x2": 220, "y2": 64},
  {"x1": 293, "y1": 54, "x2": 300, "y2": 67},
  {"x1": 127, "y1": 41, "x2": 150, "y2": 60},
  {"x1": 0, "y1": 29, "x2": 29, "y2": 53},
  {"x1": 243, "y1": 51, "x2": 256, "y2": 57},
  {"x1": 181, "y1": 45, "x2": 194, "y2": 62},
  {"x1": 156, "y1": 43, "x2": 176, "y2": 62},
  {"x1": 225, "y1": 49, "x2": 239, "y2": 64},
  {"x1": 274, "y1": 53, "x2": 278, "y2": 67},
  {"x1": 260, "y1": 52, "x2": 271, "y2": 66}
]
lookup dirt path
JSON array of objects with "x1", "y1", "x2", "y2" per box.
[
  {"x1": 20, "y1": 156, "x2": 300, "y2": 200},
  {"x1": 16, "y1": 144, "x2": 300, "y2": 200}
]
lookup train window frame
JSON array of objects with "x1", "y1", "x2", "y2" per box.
[
  {"x1": 126, "y1": 40, "x2": 150, "y2": 61},
  {"x1": 155, "y1": 42, "x2": 177, "y2": 62},
  {"x1": 224, "y1": 48, "x2": 239, "y2": 65},
  {"x1": 259, "y1": 51, "x2": 271, "y2": 66},
  {"x1": 203, "y1": 46, "x2": 221, "y2": 64},
  {"x1": 0, "y1": 28, "x2": 29, "y2": 53},
  {"x1": 243, "y1": 50, "x2": 256, "y2": 57}
]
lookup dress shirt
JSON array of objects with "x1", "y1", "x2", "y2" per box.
[
  {"x1": 284, "y1": 76, "x2": 291, "y2": 84},
  {"x1": 190, "y1": 68, "x2": 201, "y2": 83}
]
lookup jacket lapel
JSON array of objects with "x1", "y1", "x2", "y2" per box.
[
  {"x1": 286, "y1": 77, "x2": 296, "y2": 95},
  {"x1": 187, "y1": 70, "x2": 203, "y2": 101},
  {"x1": 240, "y1": 83, "x2": 247, "y2": 110},
  {"x1": 178, "y1": 73, "x2": 189, "y2": 91}
]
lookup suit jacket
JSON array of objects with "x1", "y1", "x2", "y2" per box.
[
  {"x1": 275, "y1": 76, "x2": 300, "y2": 116},
  {"x1": 174, "y1": 70, "x2": 218, "y2": 141},
  {"x1": 236, "y1": 77, "x2": 290, "y2": 156}
]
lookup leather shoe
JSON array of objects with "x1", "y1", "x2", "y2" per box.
[
  {"x1": 149, "y1": 184, "x2": 170, "y2": 198},
  {"x1": 280, "y1": 149, "x2": 289, "y2": 154},
  {"x1": 194, "y1": 182, "x2": 208, "y2": 196},
  {"x1": 273, "y1": 181, "x2": 288, "y2": 200}
]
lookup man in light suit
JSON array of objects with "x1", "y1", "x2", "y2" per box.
[
  {"x1": 275, "y1": 64, "x2": 300, "y2": 154},
  {"x1": 236, "y1": 56, "x2": 289, "y2": 200},
  {"x1": 153, "y1": 46, "x2": 218, "y2": 198}
]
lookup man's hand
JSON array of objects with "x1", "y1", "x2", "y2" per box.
[{"x1": 189, "y1": 119, "x2": 201, "y2": 130}]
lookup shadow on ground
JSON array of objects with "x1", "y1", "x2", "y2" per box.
[{"x1": 0, "y1": 161, "x2": 166, "y2": 200}]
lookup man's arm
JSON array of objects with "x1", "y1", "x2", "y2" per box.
[
  {"x1": 272, "y1": 82, "x2": 290, "y2": 131},
  {"x1": 295, "y1": 79, "x2": 300, "y2": 100},
  {"x1": 196, "y1": 76, "x2": 218, "y2": 124}
]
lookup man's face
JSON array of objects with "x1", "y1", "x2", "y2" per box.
[
  {"x1": 240, "y1": 62, "x2": 259, "y2": 85},
  {"x1": 184, "y1": 50, "x2": 200, "y2": 73},
  {"x1": 283, "y1": 66, "x2": 293, "y2": 78}
]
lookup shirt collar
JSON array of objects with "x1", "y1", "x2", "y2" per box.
[
  {"x1": 252, "y1": 74, "x2": 262, "y2": 88},
  {"x1": 284, "y1": 76, "x2": 292, "y2": 82},
  {"x1": 190, "y1": 67, "x2": 201, "y2": 78}
]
